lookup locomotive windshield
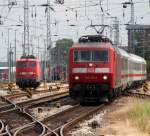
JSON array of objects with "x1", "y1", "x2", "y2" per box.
[
  {"x1": 74, "y1": 50, "x2": 108, "y2": 62},
  {"x1": 17, "y1": 61, "x2": 36, "y2": 68},
  {"x1": 17, "y1": 62, "x2": 27, "y2": 68}
]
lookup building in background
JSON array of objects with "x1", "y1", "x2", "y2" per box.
[
  {"x1": 0, "y1": 62, "x2": 15, "y2": 81},
  {"x1": 126, "y1": 24, "x2": 150, "y2": 60},
  {"x1": 51, "y1": 38, "x2": 73, "y2": 81}
]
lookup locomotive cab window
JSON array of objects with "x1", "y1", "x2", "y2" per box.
[
  {"x1": 80, "y1": 51, "x2": 91, "y2": 61},
  {"x1": 74, "y1": 50, "x2": 108, "y2": 62},
  {"x1": 28, "y1": 61, "x2": 36, "y2": 67},
  {"x1": 92, "y1": 50, "x2": 108, "y2": 62},
  {"x1": 17, "y1": 62, "x2": 27, "y2": 68}
]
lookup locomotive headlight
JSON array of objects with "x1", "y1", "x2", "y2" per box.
[
  {"x1": 89, "y1": 63, "x2": 93, "y2": 67},
  {"x1": 103, "y1": 75, "x2": 108, "y2": 80},
  {"x1": 74, "y1": 76, "x2": 79, "y2": 80}
]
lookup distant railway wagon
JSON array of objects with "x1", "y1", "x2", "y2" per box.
[
  {"x1": 0, "y1": 67, "x2": 8, "y2": 81},
  {"x1": 0, "y1": 67, "x2": 15, "y2": 81},
  {"x1": 16, "y1": 56, "x2": 41, "y2": 89},
  {"x1": 68, "y1": 35, "x2": 146, "y2": 102}
]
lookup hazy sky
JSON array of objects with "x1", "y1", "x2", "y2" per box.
[{"x1": 0, "y1": 0, "x2": 150, "y2": 61}]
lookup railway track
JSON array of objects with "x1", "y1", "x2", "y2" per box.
[
  {"x1": 25, "y1": 96, "x2": 77, "y2": 120},
  {"x1": 0, "y1": 102, "x2": 47, "y2": 136},
  {"x1": 0, "y1": 96, "x2": 17, "y2": 114},
  {"x1": 6, "y1": 83, "x2": 68, "y2": 100},
  {"x1": 17, "y1": 92, "x2": 69, "y2": 108},
  {"x1": 0, "y1": 90, "x2": 50, "y2": 114},
  {"x1": 0, "y1": 92, "x2": 69, "y2": 136},
  {"x1": 13, "y1": 97, "x2": 77, "y2": 136},
  {"x1": 59, "y1": 91, "x2": 150, "y2": 136},
  {"x1": 1, "y1": 88, "x2": 149, "y2": 136},
  {"x1": 0, "y1": 91, "x2": 69, "y2": 115},
  {"x1": 0, "y1": 83, "x2": 68, "y2": 113},
  {"x1": 124, "y1": 91, "x2": 150, "y2": 99},
  {"x1": 14, "y1": 103, "x2": 106, "y2": 136}
]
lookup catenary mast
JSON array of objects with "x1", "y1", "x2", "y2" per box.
[{"x1": 23, "y1": 0, "x2": 29, "y2": 56}]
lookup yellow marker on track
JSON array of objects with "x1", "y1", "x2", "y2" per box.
[
  {"x1": 8, "y1": 83, "x2": 13, "y2": 94},
  {"x1": 26, "y1": 88, "x2": 32, "y2": 98},
  {"x1": 143, "y1": 81, "x2": 148, "y2": 93}
]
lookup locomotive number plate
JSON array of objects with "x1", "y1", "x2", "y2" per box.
[{"x1": 87, "y1": 68, "x2": 95, "y2": 73}]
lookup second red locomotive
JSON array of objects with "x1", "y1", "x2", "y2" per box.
[
  {"x1": 16, "y1": 55, "x2": 41, "y2": 89},
  {"x1": 68, "y1": 35, "x2": 146, "y2": 102}
]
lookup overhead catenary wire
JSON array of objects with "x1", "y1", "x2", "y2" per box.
[{"x1": 0, "y1": 0, "x2": 149, "y2": 52}]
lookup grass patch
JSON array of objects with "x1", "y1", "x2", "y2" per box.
[{"x1": 127, "y1": 100, "x2": 150, "y2": 133}]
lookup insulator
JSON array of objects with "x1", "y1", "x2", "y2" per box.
[
  {"x1": 55, "y1": 0, "x2": 64, "y2": 4},
  {"x1": 123, "y1": 4, "x2": 127, "y2": 8}
]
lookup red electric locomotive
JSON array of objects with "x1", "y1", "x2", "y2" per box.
[
  {"x1": 68, "y1": 35, "x2": 146, "y2": 102},
  {"x1": 16, "y1": 55, "x2": 41, "y2": 89}
]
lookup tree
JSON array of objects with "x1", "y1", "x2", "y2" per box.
[
  {"x1": 55, "y1": 38, "x2": 73, "y2": 64},
  {"x1": 146, "y1": 60, "x2": 150, "y2": 80},
  {"x1": 51, "y1": 38, "x2": 73, "y2": 80}
]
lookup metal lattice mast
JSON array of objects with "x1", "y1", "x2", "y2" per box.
[
  {"x1": 47, "y1": 0, "x2": 52, "y2": 80},
  {"x1": 130, "y1": 0, "x2": 134, "y2": 24},
  {"x1": 113, "y1": 17, "x2": 119, "y2": 46},
  {"x1": 130, "y1": 0, "x2": 135, "y2": 53},
  {"x1": 23, "y1": 0, "x2": 29, "y2": 56}
]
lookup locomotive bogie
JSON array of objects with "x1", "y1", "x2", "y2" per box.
[{"x1": 16, "y1": 78, "x2": 40, "y2": 89}]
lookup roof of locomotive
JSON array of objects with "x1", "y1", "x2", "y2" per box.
[
  {"x1": 71, "y1": 42, "x2": 114, "y2": 50},
  {"x1": 16, "y1": 58, "x2": 39, "y2": 62},
  {"x1": 71, "y1": 35, "x2": 114, "y2": 50}
]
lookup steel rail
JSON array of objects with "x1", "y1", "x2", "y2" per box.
[
  {"x1": 124, "y1": 91, "x2": 150, "y2": 99},
  {"x1": 10, "y1": 92, "x2": 69, "y2": 136},
  {"x1": 42, "y1": 105, "x2": 95, "y2": 135},
  {"x1": 17, "y1": 92, "x2": 69, "y2": 107},
  {"x1": 0, "y1": 120, "x2": 4, "y2": 133},
  {"x1": 3, "y1": 83, "x2": 68, "y2": 100},
  {"x1": 0, "y1": 91, "x2": 69, "y2": 136},
  {"x1": 5, "y1": 125, "x2": 12, "y2": 136},
  {"x1": 60, "y1": 104, "x2": 105, "y2": 136},
  {"x1": 0, "y1": 96, "x2": 12, "y2": 104},
  {"x1": 0, "y1": 132, "x2": 8, "y2": 136},
  {"x1": 0, "y1": 97, "x2": 34, "y2": 135},
  {"x1": 0, "y1": 104, "x2": 14, "y2": 113},
  {"x1": 13, "y1": 121, "x2": 46, "y2": 136},
  {"x1": 14, "y1": 105, "x2": 79, "y2": 136}
]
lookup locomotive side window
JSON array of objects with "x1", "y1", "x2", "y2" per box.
[
  {"x1": 74, "y1": 51, "x2": 79, "y2": 61},
  {"x1": 17, "y1": 62, "x2": 26, "y2": 68},
  {"x1": 92, "y1": 51, "x2": 108, "y2": 61}
]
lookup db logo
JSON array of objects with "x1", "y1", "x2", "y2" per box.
[{"x1": 87, "y1": 68, "x2": 95, "y2": 73}]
